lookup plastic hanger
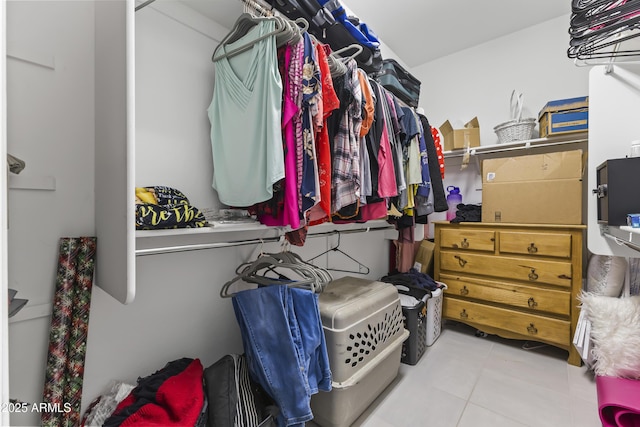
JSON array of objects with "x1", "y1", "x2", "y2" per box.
[
  {"x1": 307, "y1": 232, "x2": 371, "y2": 275},
  {"x1": 331, "y1": 44, "x2": 364, "y2": 62},
  {"x1": 213, "y1": 16, "x2": 287, "y2": 62}
]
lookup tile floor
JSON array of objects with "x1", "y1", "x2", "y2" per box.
[{"x1": 311, "y1": 321, "x2": 600, "y2": 427}]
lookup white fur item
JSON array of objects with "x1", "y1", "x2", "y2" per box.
[{"x1": 580, "y1": 292, "x2": 640, "y2": 379}]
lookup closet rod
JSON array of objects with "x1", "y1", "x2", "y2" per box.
[
  {"x1": 135, "y1": 225, "x2": 394, "y2": 256},
  {"x1": 135, "y1": 0, "x2": 157, "y2": 12}
]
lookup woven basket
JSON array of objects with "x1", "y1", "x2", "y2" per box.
[{"x1": 494, "y1": 90, "x2": 536, "y2": 144}]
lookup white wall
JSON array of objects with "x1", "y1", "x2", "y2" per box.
[
  {"x1": 411, "y1": 15, "x2": 591, "y2": 232},
  {"x1": 7, "y1": 1, "x2": 96, "y2": 425}
]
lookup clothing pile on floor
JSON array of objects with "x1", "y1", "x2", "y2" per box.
[{"x1": 82, "y1": 356, "x2": 277, "y2": 427}]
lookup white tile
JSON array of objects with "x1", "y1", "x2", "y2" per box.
[
  {"x1": 405, "y1": 348, "x2": 484, "y2": 400},
  {"x1": 469, "y1": 369, "x2": 573, "y2": 427},
  {"x1": 458, "y1": 403, "x2": 528, "y2": 427},
  {"x1": 373, "y1": 384, "x2": 466, "y2": 427},
  {"x1": 570, "y1": 395, "x2": 601, "y2": 427},
  {"x1": 483, "y1": 339, "x2": 571, "y2": 396},
  {"x1": 567, "y1": 364, "x2": 598, "y2": 403}
]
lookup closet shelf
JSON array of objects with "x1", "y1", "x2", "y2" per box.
[
  {"x1": 443, "y1": 132, "x2": 588, "y2": 159},
  {"x1": 136, "y1": 220, "x2": 397, "y2": 256},
  {"x1": 601, "y1": 224, "x2": 640, "y2": 253}
]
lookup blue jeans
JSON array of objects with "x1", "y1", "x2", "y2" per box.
[{"x1": 232, "y1": 285, "x2": 332, "y2": 427}]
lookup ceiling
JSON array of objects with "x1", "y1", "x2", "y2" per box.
[{"x1": 181, "y1": 0, "x2": 572, "y2": 68}]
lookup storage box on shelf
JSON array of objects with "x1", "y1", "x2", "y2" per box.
[
  {"x1": 439, "y1": 117, "x2": 480, "y2": 151},
  {"x1": 538, "y1": 96, "x2": 589, "y2": 138},
  {"x1": 481, "y1": 149, "x2": 585, "y2": 225},
  {"x1": 433, "y1": 221, "x2": 585, "y2": 366},
  {"x1": 312, "y1": 277, "x2": 408, "y2": 427}
]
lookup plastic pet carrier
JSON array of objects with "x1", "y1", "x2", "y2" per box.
[
  {"x1": 376, "y1": 59, "x2": 422, "y2": 108},
  {"x1": 311, "y1": 276, "x2": 408, "y2": 427}
]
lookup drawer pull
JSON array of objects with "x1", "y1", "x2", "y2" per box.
[
  {"x1": 528, "y1": 268, "x2": 539, "y2": 281},
  {"x1": 460, "y1": 286, "x2": 469, "y2": 296},
  {"x1": 527, "y1": 323, "x2": 538, "y2": 335},
  {"x1": 454, "y1": 255, "x2": 468, "y2": 267},
  {"x1": 528, "y1": 297, "x2": 538, "y2": 308},
  {"x1": 528, "y1": 243, "x2": 538, "y2": 254},
  {"x1": 460, "y1": 309, "x2": 468, "y2": 319},
  {"x1": 461, "y1": 238, "x2": 469, "y2": 249}
]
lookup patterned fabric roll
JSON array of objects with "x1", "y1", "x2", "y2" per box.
[{"x1": 42, "y1": 237, "x2": 97, "y2": 427}]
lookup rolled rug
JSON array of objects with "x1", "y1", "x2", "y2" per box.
[{"x1": 597, "y1": 375, "x2": 640, "y2": 427}]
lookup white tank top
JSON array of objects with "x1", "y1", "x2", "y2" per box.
[{"x1": 208, "y1": 20, "x2": 284, "y2": 206}]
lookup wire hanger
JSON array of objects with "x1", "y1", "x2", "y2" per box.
[{"x1": 307, "y1": 231, "x2": 370, "y2": 275}]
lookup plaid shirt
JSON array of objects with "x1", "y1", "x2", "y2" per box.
[{"x1": 332, "y1": 59, "x2": 362, "y2": 213}]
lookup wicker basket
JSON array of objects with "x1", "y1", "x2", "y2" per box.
[{"x1": 494, "y1": 90, "x2": 536, "y2": 144}]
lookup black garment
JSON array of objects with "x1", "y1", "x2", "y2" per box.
[
  {"x1": 419, "y1": 114, "x2": 448, "y2": 213},
  {"x1": 450, "y1": 203, "x2": 482, "y2": 223},
  {"x1": 365, "y1": 79, "x2": 384, "y2": 203},
  {"x1": 381, "y1": 268, "x2": 439, "y2": 292}
]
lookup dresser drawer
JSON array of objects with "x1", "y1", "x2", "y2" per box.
[
  {"x1": 439, "y1": 250, "x2": 573, "y2": 288},
  {"x1": 439, "y1": 228, "x2": 495, "y2": 252},
  {"x1": 499, "y1": 231, "x2": 572, "y2": 259},
  {"x1": 440, "y1": 274, "x2": 570, "y2": 316},
  {"x1": 444, "y1": 298, "x2": 570, "y2": 347}
]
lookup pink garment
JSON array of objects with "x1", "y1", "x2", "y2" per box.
[
  {"x1": 597, "y1": 375, "x2": 640, "y2": 427},
  {"x1": 359, "y1": 200, "x2": 387, "y2": 222},
  {"x1": 377, "y1": 118, "x2": 398, "y2": 198}
]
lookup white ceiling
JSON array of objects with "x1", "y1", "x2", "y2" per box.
[{"x1": 181, "y1": 0, "x2": 572, "y2": 68}]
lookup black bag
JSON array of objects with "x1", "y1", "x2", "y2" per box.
[
  {"x1": 204, "y1": 354, "x2": 278, "y2": 427},
  {"x1": 375, "y1": 59, "x2": 422, "y2": 107}
]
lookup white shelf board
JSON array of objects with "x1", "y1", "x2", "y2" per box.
[{"x1": 443, "y1": 132, "x2": 588, "y2": 158}]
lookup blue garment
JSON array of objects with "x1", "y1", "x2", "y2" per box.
[
  {"x1": 232, "y1": 285, "x2": 332, "y2": 427},
  {"x1": 317, "y1": 0, "x2": 380, "y2": 49}
]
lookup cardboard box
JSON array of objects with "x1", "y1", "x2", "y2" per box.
[
  {"x1": 440, "y1": 117, "x2": 480, "y2": 151},
  {"x1": 538, "y1": 96, "x2": 589, "y2": 138},
  {"x1": 413, "y1": 239, "x2": 435, "y2": 276},
  {"x1": 481, "y1": 150, "x2": 584, "y2": 225}
]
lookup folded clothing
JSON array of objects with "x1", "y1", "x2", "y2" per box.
[{"x1": 135, "y1": 186, "x2": 206, "y2": 230}]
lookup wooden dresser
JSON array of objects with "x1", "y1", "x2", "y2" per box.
[{"x1": 433, "y1": 221, "x2": 586, "y2": 366}]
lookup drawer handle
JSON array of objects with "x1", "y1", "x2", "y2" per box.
[
  {"x1": 461, "y1": 238, "x2": 469, "y2": 249},
  {"x1": 460, "y1": 309, "x2": 468, "y2": 319},
  {"x1": 527, "y1": 323, "x2": 538, "y2": 335},
  {"x1": 528, "y1": 243, "x2": 538, "y2": 254},
  {"x1": 528, "y1": 297, "x2": 538, "y2": 308},
  {"x1": 454, "y1": 255, "x2": 468, "y2": 267},
  {"x1": 528, "y1": 268, "x2": 539, "y2": 281},
  {"x1": 460, "y1": 286, "x2": 469, "y2": 296}
]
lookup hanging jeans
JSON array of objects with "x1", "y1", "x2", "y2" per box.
[{"x1": 232, "y1": 285, "x2": 332, "y2": 427}]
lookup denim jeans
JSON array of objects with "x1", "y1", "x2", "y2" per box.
[{"x1": 232, "y1": 285, "x2": 332, "y2": 427}]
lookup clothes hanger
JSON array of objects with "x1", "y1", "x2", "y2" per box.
[
  {"x1": 331, "y1": 44, "x2": 364, "y2": 62},
  {"x1": 307, "y1": 231, "x2": 371, "y2": 275},
  {"x1": 220, "y1": 251, "x2": 330, "y2": 298},
  {"x1": 212, "y1": 15, "x2": 287, "y2": 62}
]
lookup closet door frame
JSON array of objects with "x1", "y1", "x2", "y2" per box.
[{"x1": 1, "y1": 0, "x2": 10, "y2": 421}]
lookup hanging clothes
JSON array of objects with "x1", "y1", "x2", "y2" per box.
[
  {"x1": 208, "y1": 20, "x2": 285, "y2": 207},
  {"x1": 419, "y1": 113, "x2": 448, "y2": 213}
]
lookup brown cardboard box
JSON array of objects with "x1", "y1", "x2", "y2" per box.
[
  {"x1": 413, "y1": 240, "x2": 435, "y2": 276},
  {"x1": 440, "y1": 117, "x2": 480, "y2": 151},
  {"x1": 481, "y1": 150, "x2": 584, "y2": 224}
]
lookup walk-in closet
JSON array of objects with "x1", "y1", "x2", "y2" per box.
[{"x1": 3, "y1": 1, "x2": 640, "y2": 426}]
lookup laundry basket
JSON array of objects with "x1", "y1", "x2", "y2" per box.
[{"x1": 494, "y1": 90, "x2": 536, "y2": 143}]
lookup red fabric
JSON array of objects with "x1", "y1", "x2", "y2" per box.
[
  {"x1": 112, "y1": 359, "x2": 204, "y2": 427},
  {"x1": 431, "y1": 126, "x2": 445, "y2": 179}
]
